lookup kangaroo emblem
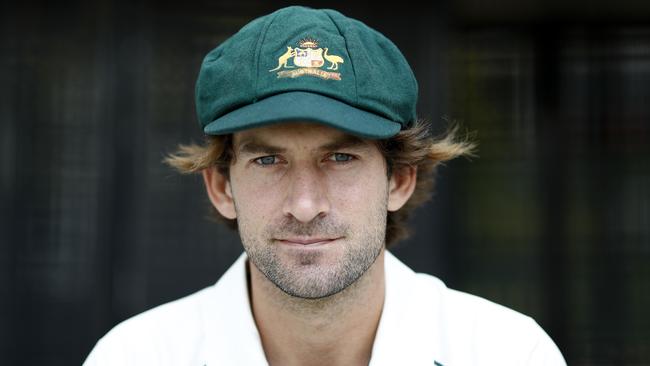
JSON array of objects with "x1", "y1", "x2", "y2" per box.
[
  {"x1": 269, "y1": 38, "x2": 344, "y2": 81},
  {"x1": 269, "y1": 46, "x2": 296, "y2": 72},
  {"x1": 323, "y1": 48, "x2": 344, "y2": 70}
]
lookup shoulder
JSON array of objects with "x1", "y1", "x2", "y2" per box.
[
  {"x1": 415, "y1": 273, "x2": 566, "y2": 365},
  {"x1": 419, "y1": 273, "x2": 534, "y2": 331},
  {"x1": 383, "y1": 252, "x2": 565, "y2": 365},
  {"x1": 83, "y1": 253, "x2": 253, "y2": 366},
  {"x1": 83, "y1": 286, "x2": 213, "y2": 365}
]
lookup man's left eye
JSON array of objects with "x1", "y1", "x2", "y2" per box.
[{"x1": 329, "y1": 153, "x2": 354, "y2": 162}]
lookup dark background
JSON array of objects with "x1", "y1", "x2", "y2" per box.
[{"x1": 2, "y1": 0, "x2": 650, "y2": 364}]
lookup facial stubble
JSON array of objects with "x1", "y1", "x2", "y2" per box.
[{"x1": 235, "y1": 194, "x2": 388, "y2": 300}]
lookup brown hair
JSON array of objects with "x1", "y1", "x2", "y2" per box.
[{"x1": 164, "y1": 119, "x2": 475, "y2": 248}]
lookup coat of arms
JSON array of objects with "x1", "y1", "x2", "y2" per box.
[{"x1": 269, "y1": 38, "x2": 344, "y2": 80}]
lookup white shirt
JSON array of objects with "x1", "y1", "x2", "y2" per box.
[{"x1": 84, "y1": 251, "x2": 566, "y2": 365}]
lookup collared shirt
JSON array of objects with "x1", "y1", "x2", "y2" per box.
[{"x1": 84, "y1": 251, "x2": 566, "y2": 365}]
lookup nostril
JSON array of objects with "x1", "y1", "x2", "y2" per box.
[{"x1": 283, "y1": 194, "x2": 330, "y2": 223}]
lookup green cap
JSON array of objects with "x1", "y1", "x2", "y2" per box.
[{"x1": 195, "y1": 6, "x2": 418, "y2": 139}]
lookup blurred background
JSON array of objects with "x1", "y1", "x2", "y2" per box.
[{"x1": 2, "y1": 0, "x2": 649, "y2": 364}]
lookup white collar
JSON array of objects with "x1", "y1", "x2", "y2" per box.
[{"x1": 197, "y1": 250, "x2": 437, "y2": 365}]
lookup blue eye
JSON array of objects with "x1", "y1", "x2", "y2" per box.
[
  {"x1": 331, "y1": 153, "x2": 353, "y2": 162},
  {"x1": 255, "y1": 156, "x2": 277, "y2": 165}
]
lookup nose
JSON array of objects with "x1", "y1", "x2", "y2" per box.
[{"x1": 282, "y1": 164, "x2": 331, "y2": 223}]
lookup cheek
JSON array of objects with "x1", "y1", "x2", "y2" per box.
[
  {"x1": 326, "y1": 169, "x2": 389, "y2": 213},
  {"x1": 230, "y1": 174, "x2": 282, "y2": 224}
]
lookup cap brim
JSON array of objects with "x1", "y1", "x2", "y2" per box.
[{"x1": 203, "y1": 91, "x2": 402, "y2": 139}]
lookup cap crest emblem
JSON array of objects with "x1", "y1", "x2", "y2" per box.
[{"x1": 269, "y1": 38, "x2": 344, "y2": 80}]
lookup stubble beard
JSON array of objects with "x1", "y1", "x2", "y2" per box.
[{"x1": 237, "y1": 204, "x2": 387, "y2": 300}]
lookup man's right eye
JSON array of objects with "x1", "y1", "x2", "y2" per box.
[{"x1": 254, "y1": 155, "x2": 277, "y2": 166}]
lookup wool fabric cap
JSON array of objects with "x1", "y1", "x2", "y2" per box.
[{"x1": 195, "y1": 6, "x2": 418, "y2": 139}]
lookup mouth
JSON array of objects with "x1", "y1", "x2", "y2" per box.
[{"x1": 275, "y1": 237, "x2": 342, "y2": 247}]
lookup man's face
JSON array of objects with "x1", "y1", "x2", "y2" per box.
[{"x1": 228, "y1": 122, "x2": 390, "y2": 299}]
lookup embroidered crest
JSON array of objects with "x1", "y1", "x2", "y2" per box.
[{"x1": 269, "y1": 38, "x2": 344, "y2": 80}]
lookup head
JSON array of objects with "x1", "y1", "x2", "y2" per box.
[{"x1": 166, "y1": 6, "x2": 475, "y2": 299}]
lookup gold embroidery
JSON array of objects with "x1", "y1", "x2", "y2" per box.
[
  {"x1": 269, "y1": 46, "x2": 296, "y2": 72},
  {"x1": 269, "y1": 38, "x2": 343, "y2": 80},
  {"x1": 277, "y1": 68, "x2": 342, "y2": 80},
  {"x1": 323, "y1": 48, "x2": 344, "y2": 70}
]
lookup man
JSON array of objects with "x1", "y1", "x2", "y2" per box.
[{"x1": 84, "y1": 6, "x2": 566, "y2": 365}]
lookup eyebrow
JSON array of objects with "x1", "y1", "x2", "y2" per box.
[
  {"x1": 236, "y1": 135, "x2": 373, "y2": 156},
  {"x1": 237, "y1": 140, "x2": 286, "y2": 155},
  {"x1": 318, "y1": 135, "x2": 373, "y2": 152}
]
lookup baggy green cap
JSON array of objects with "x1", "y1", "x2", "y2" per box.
[{"x1": 196, "y1": 6, "x2": 418, "y2": 139}]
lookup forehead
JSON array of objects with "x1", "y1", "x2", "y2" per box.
[{"x1": 232, "y1": 121, "x2": 378, "y2": 151}]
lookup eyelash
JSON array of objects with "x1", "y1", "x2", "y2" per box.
[{"x1": 252, "y1": 153, "x2": 356, "y2": 166}]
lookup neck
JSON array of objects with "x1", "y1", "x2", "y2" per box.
[{"x1": 248, "y1": 250, "x2": 386, "y2": 366}]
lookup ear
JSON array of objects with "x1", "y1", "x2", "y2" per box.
[
  {"x1": 202, "y1": 167, "x2": 237, "y2": 219},
  {"x1": 387, "y1": 165, "x2": 417, "y2": 212}
]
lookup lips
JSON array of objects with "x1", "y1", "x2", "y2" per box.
[{"x1": 276, "y1": 237, "x2": 340, "y2": 246}]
